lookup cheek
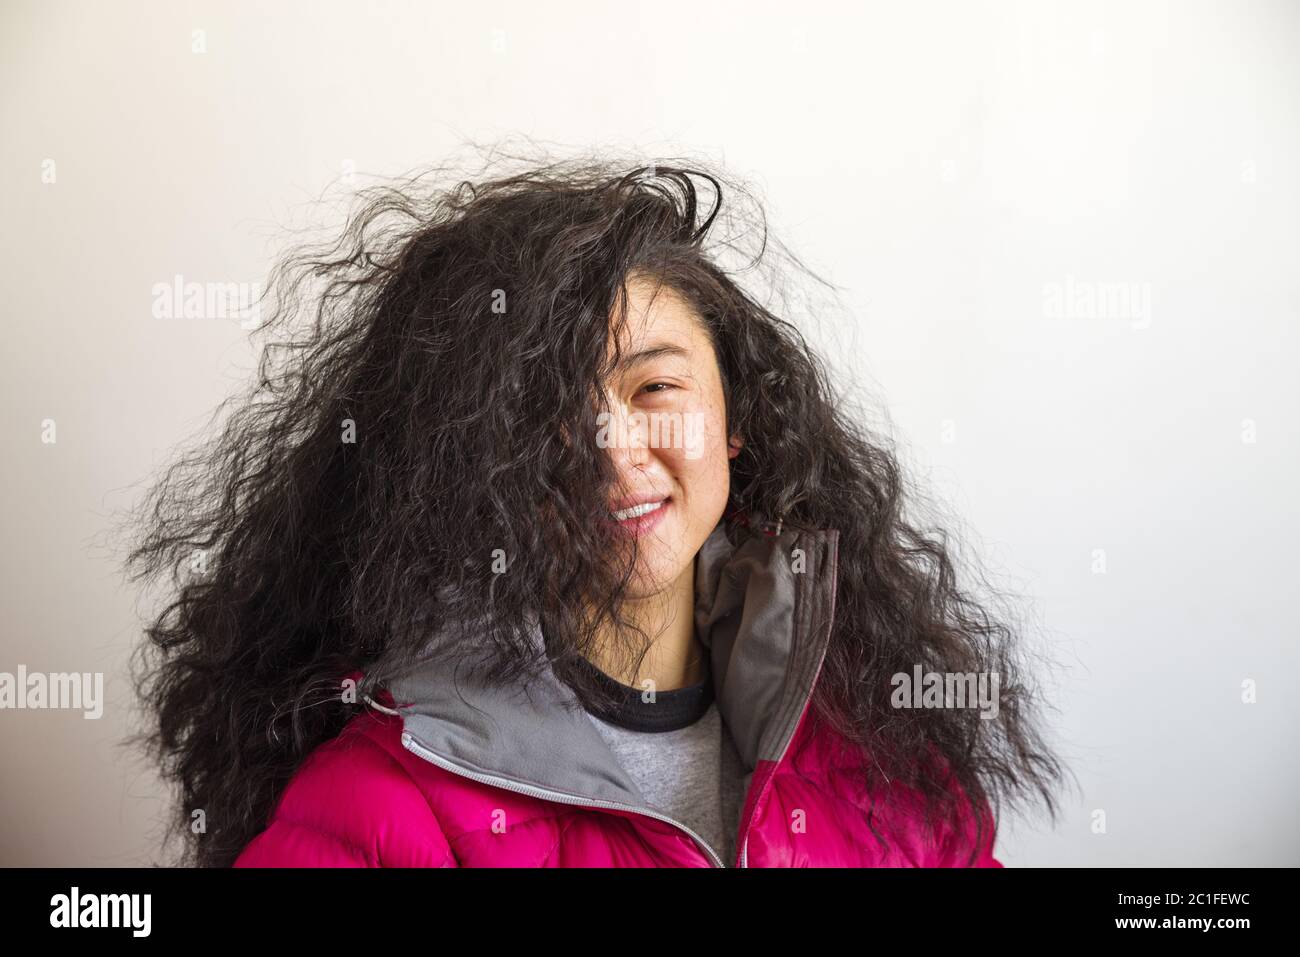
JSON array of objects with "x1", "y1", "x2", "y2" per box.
[{"x1": 661, "y1": 411, "x2": 732, "y2": 517}]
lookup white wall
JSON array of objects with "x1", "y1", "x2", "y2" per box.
[{"x1": 1, "y1": 0, "x2": 1295, "y2": 865}]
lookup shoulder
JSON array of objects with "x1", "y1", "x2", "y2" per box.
[{"x1": 234, "y1": 708, "x2": 457, "y2": 867}]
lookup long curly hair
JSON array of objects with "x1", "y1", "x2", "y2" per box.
[{"x1": 121, "y1": 145, "x2": 1067, "y2": 867}]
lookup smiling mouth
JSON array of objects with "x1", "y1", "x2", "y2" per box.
[{"x1": 608, "y1": 499, "x2": 667, "y2": 521}]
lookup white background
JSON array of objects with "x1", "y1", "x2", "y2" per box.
[{"x1": 1, "y1": 0, "x2": 1296, "y2": 865}]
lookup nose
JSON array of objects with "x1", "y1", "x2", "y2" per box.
[{"x1": 602, "y1": 401, "x2": 651, "y2": 474}]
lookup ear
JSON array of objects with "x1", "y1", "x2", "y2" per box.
[{"x1": 727, "y1": 433, "x2": 743, "y2": 460}]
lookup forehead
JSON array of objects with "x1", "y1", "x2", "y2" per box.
[{"x1": 607, "y1": 275, "x2": 705, "y2": 355}]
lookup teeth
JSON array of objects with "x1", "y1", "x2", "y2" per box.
[{"x1": 610, "y1": 500, "x2": 666, "y2": 521}]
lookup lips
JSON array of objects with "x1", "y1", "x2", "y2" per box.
[
  {"x1": 609, "y1": 499, "x2": 666, "y2": 522},
  {"x1": 606, "y1": 493, "x2": 669, "y2": 519},
  {"x1": 603, "y1": 495, "x2": 672, "y2": 536}
]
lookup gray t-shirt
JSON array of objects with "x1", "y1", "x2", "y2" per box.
[{"x1": 578, "y1": 656, "x2": 751, "y2": 866}]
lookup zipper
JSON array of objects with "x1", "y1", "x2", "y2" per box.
[
  {"x1": 399, "y1": 730, "x2": 727, "y2": 868},
  {"x1": 737, "y1": 540, "x2": 839, "y2": 868},
  {"x1": 736, "y1": 638, "x2": 831, "y2": 867}
]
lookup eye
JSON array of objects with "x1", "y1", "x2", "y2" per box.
[{"x1": 641, "y1": 382, "x2": 677, "y2": 395}]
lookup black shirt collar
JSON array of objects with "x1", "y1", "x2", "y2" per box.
[{"x1": 575, "y1": 654, "x2": 714, "y2": 733}]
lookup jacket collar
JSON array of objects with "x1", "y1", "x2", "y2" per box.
[{"x1": 386, "y1": 521, "x2": 840, "y2": 810}]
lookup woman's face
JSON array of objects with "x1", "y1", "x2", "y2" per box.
[{"x1": 596, "y1": 275, "x2": 741, "y2": 598}]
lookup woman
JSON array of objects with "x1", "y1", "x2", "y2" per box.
[{"x1": 124, "y1": 153, "x2": 1065, "y2": 867}]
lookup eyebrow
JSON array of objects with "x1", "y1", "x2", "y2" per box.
[{"x1": 611, "y1": 342, "x2": 691, "y2": 374}]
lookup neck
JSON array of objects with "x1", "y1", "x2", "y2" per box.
[{"x1": 587, "y1": 559, "x2": 705, "y2": 691}]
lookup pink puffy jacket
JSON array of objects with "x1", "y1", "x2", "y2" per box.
[{"x1": 234, "y1": 524, "x2": 1003, "y2": 867}]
